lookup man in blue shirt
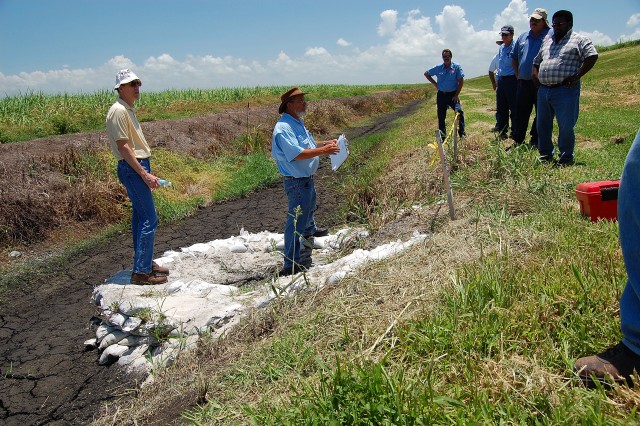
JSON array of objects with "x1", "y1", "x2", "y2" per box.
[
  {"x1": 511, "y1": 8, "x2": 550, "y2": 149},
  {"x1": 424, "y1": 49, "x2": 466, "y2": 138},
  {"x1": 272, "y1": 87, "x2": 340, "y2": 276},
  {"x1": 495, "y1": 25, "x2": 517, "y2": 140}
]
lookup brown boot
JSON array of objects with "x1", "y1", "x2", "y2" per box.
[
  {"x1": 152, "y1": 261, "x2": 170, "y2": 276},
  {"x1": 131, "y1": 272, "x2": 168, "y2": 285},
  {"x1": 575, "y1": 342, "x2": 640, "y2": 387}
]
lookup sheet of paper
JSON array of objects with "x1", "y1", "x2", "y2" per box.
[{"x1": 330, "y1": 133, "x2": 349, "y2": 171}]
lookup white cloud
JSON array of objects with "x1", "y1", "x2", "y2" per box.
[
  {"x1": 628, "y1": 13, "x2": 640, "y2": 27},
  {"x1": 305, "y1": 47, "x2": 330, "y2": 57},
  {"x1": 619, "y1": 28, "x2": 640, "y2": 43},
  {"x1": 378, "y1": 10, "x2": 398, "y2": 37},
  {"x1": 0, "y1": 0, "x2": 623, "y2": 97},
  {"x1": 578, "y1": 30, "x2": 614, "y2": 46}
]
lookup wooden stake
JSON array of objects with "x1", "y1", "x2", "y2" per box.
[{"x1": 435, "y1": 130, "x2": 456, "y2": 220}]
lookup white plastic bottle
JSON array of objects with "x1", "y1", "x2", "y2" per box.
[{"x1": 158, "y1": 178, "x2": 172, "y2": 188}]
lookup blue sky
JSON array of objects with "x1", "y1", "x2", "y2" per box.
[{"x1": 1, "y1": 0, "x2": 638, "y2": 96}]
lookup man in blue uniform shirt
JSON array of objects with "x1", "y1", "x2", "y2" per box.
[
  {"x1": 424, "y1": 49, "x2": 466, "y2": 138},
  {"x1": 272, "y1": 87, "x2": 340, "y2": 276},
  {"x1": 495, "y1": 25, "x2": 517, "y2": 140},
  {"x1": 511, "y1": 8, "x2": 550, "y2": 149}
]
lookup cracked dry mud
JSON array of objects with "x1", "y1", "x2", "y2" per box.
[{"x1": 0, "y1": 96, "x2": 425, "y2": 425}]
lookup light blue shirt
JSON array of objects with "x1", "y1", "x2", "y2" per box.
[
  {"x1": 271, "y1": 113, "x2": 318, "y2": 178},
  {"x1": 497, "y1": 42, "x2": 515, "y2": 78},
  {"x1": 511, "y1": 28, "x2": 550, "y2": 80},
  {"x1": 427, "y1": 62, "x2": 464, "y2": 92}
]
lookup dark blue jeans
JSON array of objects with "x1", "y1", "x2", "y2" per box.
[
  {"x1": 495, "y1": 75, "x2": 517, "y2": 138},
  {"x1": 283, "y1": 177, "x2": 317, "y2": 269},
  {"x1": 117, "y1": 158, "x2": 158, "y2": 274},
  {"x1": 513, "y1": 79, "x2": 539, "y2": 145},
  {"x1": 436, "y1": 91, "x2": 465, "y2": 137},
  {"x1": 536, "y1": 83, "x2": 580, "y2": 162},
  {"x1": 620, "y1": 129, "x2": 640, "y2": 356}
]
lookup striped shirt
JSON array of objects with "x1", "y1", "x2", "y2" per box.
[{"x1": 534, "y1": 29, "x2": 598, "y2": 86}]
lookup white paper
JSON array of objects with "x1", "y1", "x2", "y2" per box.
[{"x1": 330, "y1": 134, "x2": 349, "y2": 171}]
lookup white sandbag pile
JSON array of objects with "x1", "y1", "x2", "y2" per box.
[{"x1": 86, "y1": 227, "x2": 427, "y2": 375}]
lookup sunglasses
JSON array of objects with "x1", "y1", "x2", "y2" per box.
[
  {"x1": 127, "y1": 80, "x2": 142, "y2": 87},
  {"x1": 442, "y1": 55, "x2": 452, "y2": 59}
]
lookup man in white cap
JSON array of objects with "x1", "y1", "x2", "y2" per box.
[
  {"x1": 106, "y1": 69, "x2": 169, "y2": 285},
  {"x1": 271, "y1": 87, "x2": 340, "y2": 276},
  {"x1": 511, "y1": 8, "x2": 550, "y2": 149}
]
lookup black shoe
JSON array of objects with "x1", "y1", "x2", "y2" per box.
[
  {"x1": 277, "y1": 264, "x2": 307, "y2": 277},
  {"x1": 575, "y1": 342, "x2": 640, "y2": 387},
  {"x1": 555, "y1": 157, "x2": 575, "y2": 167},
  {"x1": 538, "y1": 154, "x2": 555, "y2": 164},
  {"x1": 490, "y1": 126, "x2": 500, "y2": 132},
  {"x1": 313, "y1": 227, "x2": 329, "y2": 237}
]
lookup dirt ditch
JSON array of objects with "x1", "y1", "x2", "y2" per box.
[{"x1": 0, "y1": 95, "x2": 425, "y2": 425}]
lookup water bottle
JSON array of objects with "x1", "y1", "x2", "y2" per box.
[{"x1": 158, "y1": 178, "x2": 172, "y2": 188}]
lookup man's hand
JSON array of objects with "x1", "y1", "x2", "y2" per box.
[
  {"x1": 322, "y1": 140, "x2": 340, "y2": 156},
  {"x1": 562, "y1": 74, "x2": 580, "y2": 88}
]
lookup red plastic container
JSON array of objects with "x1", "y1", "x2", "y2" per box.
[{"x1": 575, "y1": 180, "x2": 620, "y2": 222}]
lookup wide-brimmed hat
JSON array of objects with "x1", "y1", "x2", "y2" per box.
[
  {"x1": 530, "y1": 8, "x2": 550, "y2": 28},
  {"x1": 114, "y1": 69, "x2": 141, "y2": 90},
  {"x1": 278, "y1": 87, "x2": 305, "y2": 114}
]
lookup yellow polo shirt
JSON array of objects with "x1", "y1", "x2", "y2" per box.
[{"x1": 105, "y1": 98, "x2": 151, "y2": 161}]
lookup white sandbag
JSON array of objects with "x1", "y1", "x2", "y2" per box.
[
  {"x1": 121, "y1": 316, "x2": 142, "y2": 332},
  {"x1": 107, "y1": 312, "x2": 127, "y2": 328},
  {"x1": 98, "y1": 343, "x2": 129, "y2": 365},
  {"x1": 117, "y1": 344, "x2": 150, "y2": 367},
  {"x1": 98, "y1": 330, "x2": 130, "y2": 351},
  {"x1": 229, "y1": 243, "x2": 248, "y2": 253},
  {"x1": 118, "y1": 335, "x2": 153, "y2": 347},
  {"x1": 95, "y1": 323, "x2": 115, "y2": 342},
  {"x1": 84, "y1": 338, "x2": 98, "y2": 351}
]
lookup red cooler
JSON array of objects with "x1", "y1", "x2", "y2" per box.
[{"x1": 575, "y1": 180, "x2": 620, "y2": 222}]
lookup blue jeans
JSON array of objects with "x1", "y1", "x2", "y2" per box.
[
  {"x1": 536, "y1": 83, "x2": 581, "y2": 161},
  {"x1": 620, "y1": 129, "x2": 640, "y2": 355},
  {"x1": 513, "y1": 79, "x2": 539, "y2": 145},
  {"x1": 283, "y1": 177, "x2": 317, "y2": 269},
  {"x1": 436, "y1": 91, "x2": 465, "y2": 137},
  {"x1": 117, "y1": 158, "x2": 158, "y2": 274}
]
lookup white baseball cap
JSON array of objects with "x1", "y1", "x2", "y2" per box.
[{"x1": 114, "y1": 69, "x2": 141, "y2": 90}]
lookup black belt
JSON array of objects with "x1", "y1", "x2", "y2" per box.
[
  {"x1": 283, "y1": 176, "x2": 313, "y2": 180},
  {"x1": 499, "y1": 75, "x2": 516, "y2": 79},
  {"x1": 118, "y1": 158, "x2": 149, "y2": 163},
  {"x1": 541, "y1": 83, "x2": 563, "y2": 89}
]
